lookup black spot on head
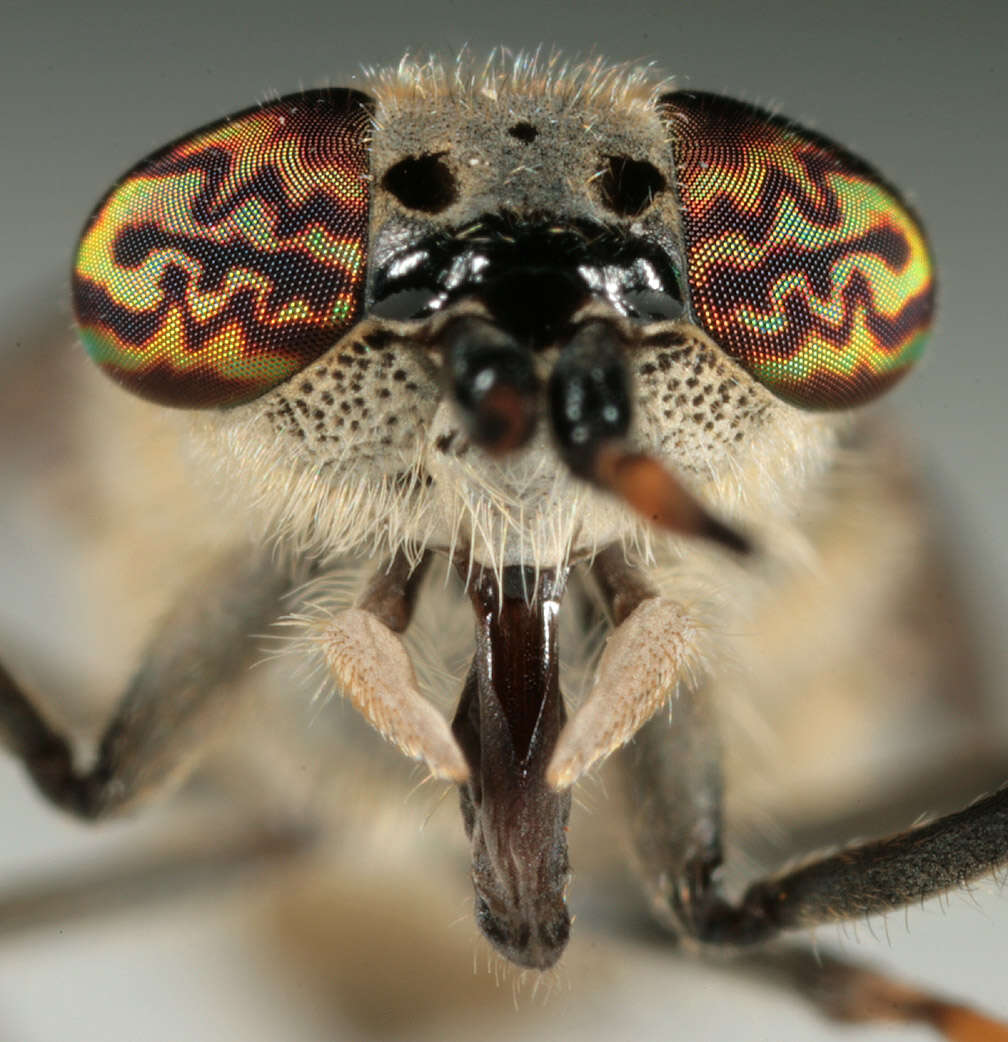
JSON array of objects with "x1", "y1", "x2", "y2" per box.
[
  {"x1": 365, "y1": 329, "x2": 395, "y2": 350},
  {"x1": 598, "y1": 155, "x2": 667, "y2": 217},
  {"x1": 382, "y1": 153, "x2": 457, "y2": 213},
  {"x1": 507, "y1": 122, "x2": 538, "y2": 143},
  {"x1": 643, "y1": 330, "x2": 687, "y2": 349}
]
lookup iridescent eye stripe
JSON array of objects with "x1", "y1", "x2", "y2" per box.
[
  {"x1": 663, "y1": 92, "x2": 935, "y2": 408},
  {"x1": 73, "y1": 89, "x2": 371, "y2": 407}
]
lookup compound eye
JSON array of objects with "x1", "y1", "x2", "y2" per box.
[
  {"x1": 662, "y1": 92, "x2": 935, "y2": 409},
  {"x1": 73, "y1": 89, "x2": 372, "y2": 408}
]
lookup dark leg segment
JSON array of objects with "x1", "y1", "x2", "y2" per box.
[
  {"x1": 0, "y1": 821, "x2": 315, "y2": 936},
  {"x1": 600, "y1": 545, "x2": 726, "y2": 934},
  {"x1": 618, "y1": 671, "x2": 1007, "y2": 946},
  {"x1": 693, "y1": 786, "x2": 1008, "y2": 945},
  {"x1": 617, "y1": 674, "x2": 1008, "y2": 1038},
  {"x1": 616, "y1": 684, "x2": 724, "y2": 935},
  {"x1": 0, "y1": 550, "x2": 294, "y2": 820},
  {"x1": 737, "y1": 947, "x2": 1008, "y2": 1041}
]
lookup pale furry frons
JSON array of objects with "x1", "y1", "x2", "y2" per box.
[{"x1": 363, "y1": 48, "x2": 673, "y2": 121}]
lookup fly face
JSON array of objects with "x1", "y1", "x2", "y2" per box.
[
  {"x1": 60, "y1": 56, "x2": 943, "y2": 974},
  {"x1": 186, "y1": 67, "x2": 862, "y2": 576}
]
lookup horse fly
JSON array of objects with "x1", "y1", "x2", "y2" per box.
[{"x1": 1, "y1": 53, "x2": 1006, "y2": 1039}]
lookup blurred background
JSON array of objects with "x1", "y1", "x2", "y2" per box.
[{"x1": 1, "y1": 1, "x2": 1006, "y2": 1040}]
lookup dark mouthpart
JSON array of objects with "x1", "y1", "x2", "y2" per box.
[{"x1": 451, "y1": 563, "x2": 572, "y2": 969}]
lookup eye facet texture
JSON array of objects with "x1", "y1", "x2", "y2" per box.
[
  {"x1": 664, "y1": 92, "x2": 934, "y2": 408},
  {"x1": 73, "y1": 89, "x2": 371, "y2": 407}
]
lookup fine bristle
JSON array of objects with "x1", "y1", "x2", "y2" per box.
[{"x1": 364, "y1": 48, "x2": 673, "y2": 118}]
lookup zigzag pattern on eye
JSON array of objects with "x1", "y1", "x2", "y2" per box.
[
  {"x1": 147, "y1": 117, "x2": 362, "y2": 223},
  {"x1": 79, "y1": 211, "x2": 361, "y2": 348},
  {"x1": 73, "y1": 92, "x2": 370, "y2": 406},
  {"x1": 73, "y1": 278, "x2": 342, "y2": 407},
  {"x1": 690, "y1": 142, "x2": 880, "y2": 230},
  {"x1": 687, "y1": 155, "x2": 927, "y2": 355},
  {"x1": 698, "y1": 238, "x2": 931, "y2": 358},
  {"x1": 670, "y1": 92, "x2": 934, "y2": 407}
]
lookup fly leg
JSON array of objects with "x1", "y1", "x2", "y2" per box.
[
  {"x1": 737, "y1": 946, "x2": 1008, "y2": 1042},
  {"x1": 0, "y1": 821, "x2": 312, "y2": 935},
  {"x1": 0, "y1": 549, "x2": 458, "y2": 935},
  {"x1": 614, "y1": 668, "x2": 1007, "y2": 1040},
  {"x1": 615, "y1": 683, "x2": 723, "y2": 936},
  {"x1": 618, "y1": 689, "x2": 1008, "y2": 1039},
  {"x1": 0, "y1": 548, "x2": 297, "y2": 820}
]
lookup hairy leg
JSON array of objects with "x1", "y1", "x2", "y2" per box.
[
  {"x1": 616, "y1": 690, "x2": 1008, "y2": 1038},
  {"x1": 0, "y1": 549, "x2": 295, "y2": 819}
]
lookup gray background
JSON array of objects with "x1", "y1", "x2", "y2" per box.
[{"x1": 1, "y1": 1, "x2": 1006, "y2": 1040}]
